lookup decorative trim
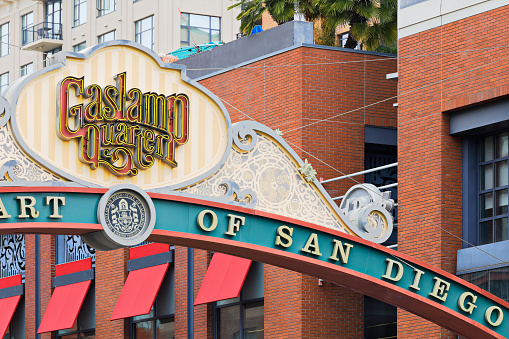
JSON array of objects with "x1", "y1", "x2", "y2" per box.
[
  {"x1": 52, "y1": 269, "x2": 94, "y2": 288},
  {"x1": 0, "y1": 284, "x2": 24, "y2": 299},
  {"x1": 127, "y1": 251, "x2": 173, "y2": 272}
]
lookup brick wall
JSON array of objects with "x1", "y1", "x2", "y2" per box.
[
  {"x1": 398, "y1": 4, "x2": 509, "y2": 338},
  {"x1": 199, "y1": 44, "x2": 396, "y2": 337}
]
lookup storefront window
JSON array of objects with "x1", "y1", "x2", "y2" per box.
[
  {"x1": 56, "y1": 283, "x2": 95, "y2": 338},
  {"x1": 215, "y1": 262, "x2": 264, "y2": 339},
  {"x1": 478, "y1": 132, "x2": 509, "y2": 245},
  {"x1": 131, "y1": 266, "x2": 175, "y2": 338}
]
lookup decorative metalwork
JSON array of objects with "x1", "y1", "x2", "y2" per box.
[
  {"x1": 0, "y1": 125, "x2": 60, "y2": 182},
  {"x1": 180, "y1": 133, "x2": 347, "y2": 232},
  {"x1": 0, "y1": 234, "x2": 25, "y2": 278},
  {"x1": 298, "y1": 159, "x2": 317, "y2": 182},
  {"x1": 62, "y1": 235, "x2": 95, "y2": 263}
]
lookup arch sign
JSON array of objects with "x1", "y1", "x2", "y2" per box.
[{"x1": 0, "y1": 42, "x2": 507, "y2": 339}]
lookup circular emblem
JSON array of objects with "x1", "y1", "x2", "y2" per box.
[
  {"x1": 104, "y1": 191, "x2": 147, "y2": 239},
  {"x1": 83, "y1": 184, "x2": 156, "y2": 250}
]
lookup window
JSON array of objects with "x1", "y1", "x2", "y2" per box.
[
  {"x1": 73, "y1": 42, "x2": 86, "y2": 52},
  {"x1": 0, "y1": 72, "x2": 8, "y2": 94},
  {"x1": 74, "y1": 0, "x2": 87, "y2": 27},
  {"x1": 135, "y1": 16, "x2": 154, "y2": 50},
  {"x1": 0, "y1": 22, "x2": 9, "y2": 57},
  {"x1": 180, "y1": 13, "x2": 220, "y2": 47},
  {"x1": 215, "y1": 262, "x2": 264, "y2": 339},
  {"x1": 364, "y1": 296, "x2": 396, "y2": 339},
  {"x1": 478, "y1": 132, "x2": 509, "y2": 245},
  {"x1": 21, "y1": 13, "x2": 34, "y2": 45},
  {"x1": 46, "y1": 0, "x2": 62, "y2": 24},
  {"x1": 131, "y1": 266, "x2": 175, "y2": 338},
  {"x1": 21, "y1": 63, "x2": 33, "y2": 77},
  {"x1": 55, "y1": 282, "x2": 95, "y2": 338},
  {"x1": 461, "y1": 267, "x2": 509, "y2": 302},
  {"x1": 98, "y1": 30, "x2": 115, "y2": 43},
  {"x1": 97, "y1": 0, "x2": 116, "y2": 17}
]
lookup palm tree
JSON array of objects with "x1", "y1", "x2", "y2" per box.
[{"x1": 229, "y1": 0, "x2": 397, "y2": 52}]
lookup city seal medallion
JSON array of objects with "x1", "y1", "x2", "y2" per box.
[{"x1": 82, "y1": 184, "x2": 156, "y2": 251}]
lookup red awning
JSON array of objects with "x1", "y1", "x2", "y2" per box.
[
  {"x1": 110, "y1": 263, "x2": 169, "y2": 320},
  {"x1": 110, "y1": 243, "x2": 172, "y2": 320},
  {"x1": 0, "y1": 275, "x2": 22, "y2": 338},
  {"x1": 194, "y1": 253, "x2": 252, "y2": 306},
  {"x1": 38, "y1": 258, "x2": 93, "y2": 334}
]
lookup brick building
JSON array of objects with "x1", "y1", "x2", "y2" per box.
[{"x1": 2, "y1": 0, "x2": 509, "y2": 337}]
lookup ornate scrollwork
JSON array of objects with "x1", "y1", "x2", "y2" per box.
[
  {"x1": 232, "y1": 123, "x2": 258, "y2": 152},
  {"x1": 0, "y1": 125, "x2": 60, "y2": 182},
  {"x1": 0, "y1": 234, "x2": 25, "y2": 278},
  {"x1": 63, "y1": 235, "x2": 95, "y2": 263},
  {"x1": 339, "y1": 184, "x2": 394, "y2": 243}
]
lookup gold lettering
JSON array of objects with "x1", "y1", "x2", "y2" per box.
[
  {"x1": 409, "y1": 269, "x2": 425, "y2": 291},
  {"x1": 382, "y1": 258, "x2": 404, "y2": 282},
  {"x1": 275, "y1": 226, "x2": 293, "y2": 248},
  {"x1": 46, "y1": 196, "x2": 65, "y2": 219},
  {"x1": 196, "y1": 210, "x2": 218, "y2": 232},
  {"x1": 301, "y1": 233, "x2": 322, "y2": 256},
  {"x1": 16, "y1": 196, "x2": 39, "y2": 218},
  {"x1": 485, "y1": 306, "x2": 504, "y2": 326},
  {"x1": 329, "y1": 239, "x2": 353, "y2": 264},
  {"x1": 225, "y1": 214, "x2": 245, "y2": 236},
  {"x1": 0, "y1": 198, "x2": 11, "y2": 219},
  {"x1": 458, "y1": 292, "x2": 477, "y2": 315},
  {"x1": 429, "y1": 277, "x2": 450, "y2": 302}
]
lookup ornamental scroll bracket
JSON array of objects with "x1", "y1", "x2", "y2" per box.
[{"x1": 340, "y1": 184, "x2": 395, "y2": 243}]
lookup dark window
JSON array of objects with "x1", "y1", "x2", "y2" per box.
[
  {"x1": 55, "y1": 282, "x2": 95, "y2": 338},
  {"x1": 364, "y1": 296, "x2": 396, "y2": 339},
  {"x1": 215, "y1": 262, "x2": 264, "y2": 339},
  {"x1": 180, "y1": 13, "x2": 220, "y2": 47},
  {"x1": 4, "y1": 296, "x2": 25, "y2": 338},
  {"x1": 131, "y1": 266, "x2": 175, "y2": 338},
  {"x1": 461, "y1": 267, "x2": 509, "y2": 302},
  {"x1": 365, "y1": 143, "x2": 398, "y2": 246},
  {"x1": 478, "y1": 132, "x2": 509, "y2": 245},
  {"x1": 74, "y1": 0, "x2": 87, "y2": 27}
]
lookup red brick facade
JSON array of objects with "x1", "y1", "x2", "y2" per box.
[{"x1": 398, "y1": 4, "x2": 509, "y2": 338}]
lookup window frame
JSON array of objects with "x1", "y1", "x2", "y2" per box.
[
  {"x1": 21, "y1": 12, "x2": 34, "y2": 46},
  {"x1": 20, "y1": 63, "x2": 33, "y2": 77},
  {"x1": 73, "y1": 0, "x2": 87, "y2": 27},
  {"x1": 0, "y1": 72, "x2": 9, "y2": 94},
  {"x1": 97, "y1": 0, "x2": 116, "y2": 17},
  {"x1": 135, "y1": 16, "x2": 154, "y2": 51},
  {"x1": 477, "y1": 131, "x2": 509, "y2": 245},
  {"x1": 73, "y1": 42, "x2": 87, "y2": 52},
  {"x1": 180, "y1": 13, "x2": 221, "y2": 47},
  {"x1": 98, "y1": 30, "x2": 116, "y2": 44},
  {"x1": 0, "y1": 22, "x2": 10, "y2": 57}
]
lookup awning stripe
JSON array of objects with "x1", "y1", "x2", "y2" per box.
[{"x1": 194, "y1": 253, "x2": 252, "y2": 306}]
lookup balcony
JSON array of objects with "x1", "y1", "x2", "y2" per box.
[{"x1": 22, "y1": 22, "x2": 63, "y2": 52}]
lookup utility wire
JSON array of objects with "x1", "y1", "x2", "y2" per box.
[
  {"x1": 217, "y1": 96, "x2": 509, "y2": 267},
  {"x1": 283, "y1": 51, "x2": 509, "y2": 135}
]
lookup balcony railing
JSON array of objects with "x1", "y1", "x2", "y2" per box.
[{"x1": 22, "y1": 22, "x2": 62, "y2": 46}]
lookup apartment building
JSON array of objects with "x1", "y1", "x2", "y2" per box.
[{"x1": 0, "y1": 0, "x2": 240, "y2": 93}]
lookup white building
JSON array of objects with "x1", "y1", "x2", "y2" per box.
[{"x1": 0, "y1": 0, "x2": 241, "y2": 93}]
